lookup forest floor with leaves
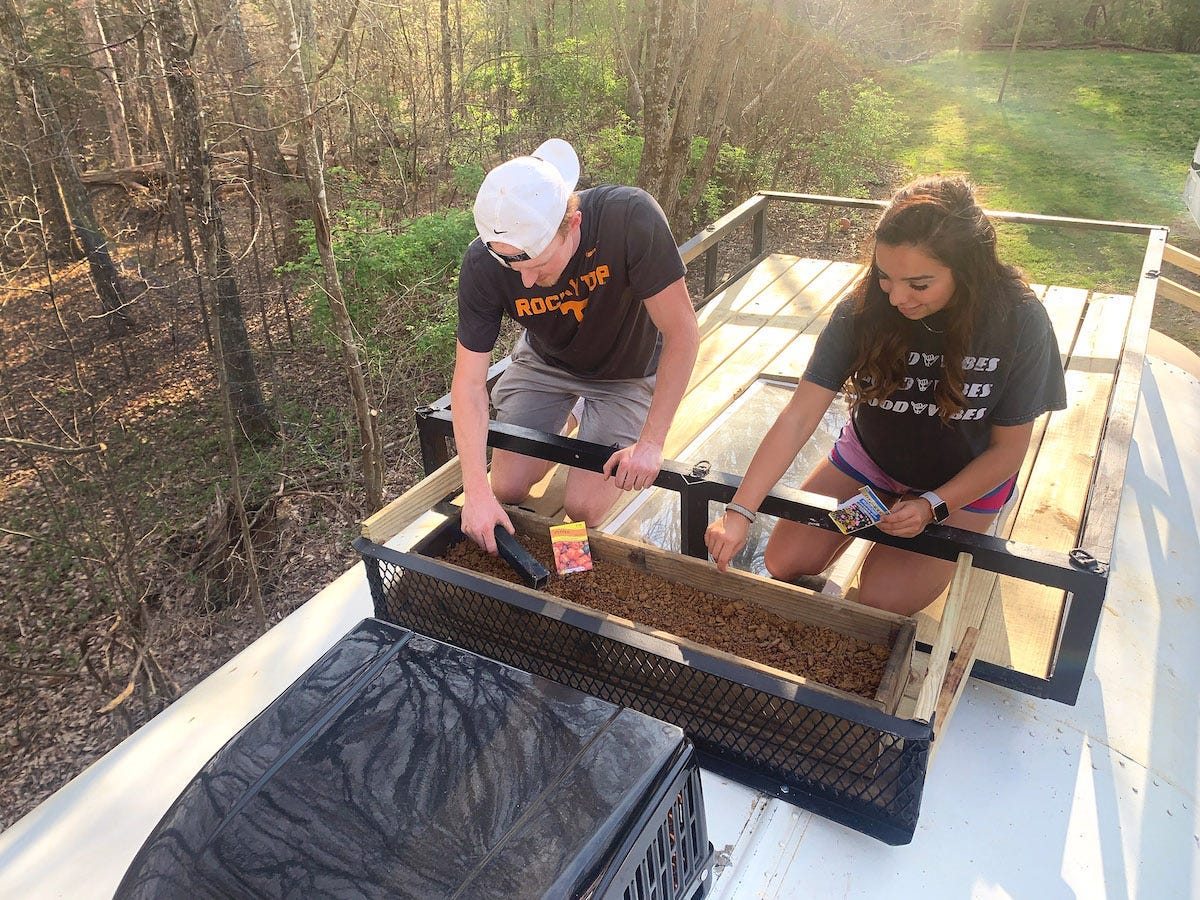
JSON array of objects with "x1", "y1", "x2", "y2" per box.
[
  {"x1": 0, "y1": 196, "x2": 440, "y2": 830},
  {"x1": 3, "y1": 170, "x2": 1198, "y2": 834}
]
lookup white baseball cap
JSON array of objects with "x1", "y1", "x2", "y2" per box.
[{"x1": 473, "y1": 139, "x2": 580, "y2": 262}]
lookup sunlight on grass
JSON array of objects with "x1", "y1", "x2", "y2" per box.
[
  {"x1": 1072, "y1": 85, "x2": 1122, "y2": 117},
  {"x1": 931, "y1": 104, "x2": 969, "y2": 150},
  {"x1": 881, "y1": 50, "x2": 1200, "y2": 292}
]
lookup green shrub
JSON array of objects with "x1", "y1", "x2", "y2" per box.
[
  {"x1": 585, "y1": 118, "x2": 643, "y2": 185},
  {"x1": 528, "y1": 38, "x2": 627, "y2": 130},
  {"x1": 808, "y1": 80, "x2": 907, "y2": 198},
  {"x1": 281, "y1": 183, "x2": 475, "y2": 361},
  {"x1": 454, "y1": 163, "x2": 485, "y2": 197}
]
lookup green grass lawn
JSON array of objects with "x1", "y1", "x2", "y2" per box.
[{"x1": 879, "y1": 50, "x2": 1200, "y2": 295}]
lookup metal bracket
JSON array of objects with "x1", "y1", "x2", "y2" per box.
[
  {"x1": 684, "y1": 460, "x2": 712, "y2": 485},
  {"x1": 1069, "y1": 548, "x2": 1109, "y2": 576}
]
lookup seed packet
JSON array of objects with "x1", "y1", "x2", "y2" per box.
[
  {"x1": 549, "y1": 521, "x2": 594, "y2": 575},
  {"x1": 829, "y1": 485, "x2": 890, "y2": 535}
]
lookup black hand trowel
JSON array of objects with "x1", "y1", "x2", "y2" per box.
[{"x1": 494, "y1": 525, "x2": 550, "y2": 589}]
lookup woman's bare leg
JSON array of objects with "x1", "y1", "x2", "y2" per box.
[
  {"x1": 856, "y1": 508, "x2": 997, "y2": 614},
  {"x1": 763, "y1": 459, "x2": 866, "y2": 582}
]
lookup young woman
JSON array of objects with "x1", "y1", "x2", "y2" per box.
[{"x1": 704, "y1": 177, "x2": 1067, "y2": 614}]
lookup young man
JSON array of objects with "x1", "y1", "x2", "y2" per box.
[{"x1": 451, "y1": 139, "x2": 699, "y2": 554}]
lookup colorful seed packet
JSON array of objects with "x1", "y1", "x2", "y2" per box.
[
  {"x1": 549, "y1": 521, "x2": 594, "y2": 574},
  {"x1": 829, "y1": 485, "x2": 890, "y2": 535}
]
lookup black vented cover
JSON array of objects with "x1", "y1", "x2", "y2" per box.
[{"x1": 117, "y1": 619, "x2": 712, "y2": 900}]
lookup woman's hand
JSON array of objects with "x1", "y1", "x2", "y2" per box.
[
  {"x1": 705, "y1": 512, "x2": 752, "y2": 572},
  {"x1": 878, "y1": 496, "x2": 934, "y2": 538}
]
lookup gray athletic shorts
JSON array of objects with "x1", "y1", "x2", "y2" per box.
[{"x1": 490, "y1": 333, "x2": 656, "y2": 449}]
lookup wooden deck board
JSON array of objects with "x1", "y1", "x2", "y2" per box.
[
  {"x1": 668, "y1": 260, "x2": 861, "y2": 448},
  {"x1": 975, "y1": 291, "x2": 1132, "y2": 676},
  {"x1": 913, "y1": 285, "x2": 1090, "y2": 651},
  {"x1": 672, "y1": 258, "x2": 841, "y2": 451}
]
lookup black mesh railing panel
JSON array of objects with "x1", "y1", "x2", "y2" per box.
[{"x1": 359, "y1": 538, "x2": 930, "y2": 845}]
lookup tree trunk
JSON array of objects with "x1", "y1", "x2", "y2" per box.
[
  {"x1": 8, "y1": 70, "x2": 80, "y2": 262},
  {"x1": 440, "y1": 0, "x2": 452, "y2": 121},
  {"x1": 633, "y1": 0, "x2": 750, "y2": 233},
  {"x1": 155, "y1": 0, "x2": 276, "y2": 442},
  {"x1": 635, "y1": 0, "x2": 683, "y2": 204},
  {"x1": 496, "y1": 0, "x2": 511, "y2": 154},
  {"x1": 0, "y1": 130, "x2": 36, "y2": 264},
  {"x1": 211, "y1": 0, "x2": 298, "y2": 262},
  {"x1": 0, "y1": 0, "x2": 133, "y2": 333},
  {"x1": 608, "y1": 0, "x2": 643, "y2": 117},
  {"x1": 273, "y1": 0, "x2": 384, "y2": 512},
  {"x1": 342, "y1": 26, "x2": 358, "y2": 162},
  {"x1": 73, "y1": 0, "x2": 134, "y2": 168},
  {"x1": 136, "y1": 26, "x2": 211, "y2": 350},
  {"x1": 659, "y1": 0, "x2": 747, "y2": 230},
  {"x1": 454, "y1": 0, "x2": 464, "y2": 84}
]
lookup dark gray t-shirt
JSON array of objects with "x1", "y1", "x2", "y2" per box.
[
  {"x1": 457, "y1": 185, "x2": 686, "y2": 380},
  {"x1": 803, "y1": 290, "x2": 1067, "y2": 489}
]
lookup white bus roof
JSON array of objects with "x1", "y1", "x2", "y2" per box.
[{"x1": 2, "y1": 335, "x2": 1198, "y2": 899}]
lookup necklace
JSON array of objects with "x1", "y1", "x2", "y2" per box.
[{"x1": 920, "y1": 318, "x2": 943, "y2": 334}]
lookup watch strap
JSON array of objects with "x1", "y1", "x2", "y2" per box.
[{"x1": 920, "y1": 491, "x2": 950, "y2": 523}]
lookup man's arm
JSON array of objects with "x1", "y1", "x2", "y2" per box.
[
  {"x1": 602, "y1": 276, "x2": 699, "y2": 491},
  {"x1": 450, "y1": 340, "x2": 511, "y2": 553}
]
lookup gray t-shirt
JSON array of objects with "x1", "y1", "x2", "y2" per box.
[
  {"x1": 803, "y1": 290, "x2": 1067, "y2": 489},
  {"x1": 457, "y1": 185, "x2": 686, "y2": 380}
]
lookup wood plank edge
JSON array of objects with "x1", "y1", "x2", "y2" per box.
[
  {"x1": 929, "y1": 625, "x2": 982, "y2": 767},
  {"x1": 361, "y1": 457, "x2": 464, "y2": 543}
]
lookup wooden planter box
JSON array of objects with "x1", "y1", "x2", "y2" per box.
[
  {"x1": 443, "y1": 508, "x2": 915, "y2": 714},
  {"x1": 356, "y1": 500, "x2": 986, "y2": 844}
]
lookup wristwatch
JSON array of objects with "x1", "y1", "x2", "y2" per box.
[{"x1": 920, "y1": 491, "x2": 950, "y2": 523}]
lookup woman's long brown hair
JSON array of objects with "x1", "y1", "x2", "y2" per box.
[{"x1": 846, "y1": 176, "x2": 1026, "y2": 422}]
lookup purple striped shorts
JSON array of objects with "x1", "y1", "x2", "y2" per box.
[{"x1": 829, "y1": 424, "x2": 1015, "y2": 515}]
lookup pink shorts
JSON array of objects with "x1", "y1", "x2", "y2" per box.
[{"x1": 829, "y1": 425, "x2": 1015, "y2": 515}]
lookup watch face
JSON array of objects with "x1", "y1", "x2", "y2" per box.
[{"x1": 923, "y1": 492, "x2": 949, "y2": 522}]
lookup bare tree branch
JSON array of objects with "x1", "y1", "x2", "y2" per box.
[
  {"x1": 0, "y1": 436, "x2": 105, "y2": 455},
  {"x1": 607, "y1": 0, "x2": 643, "y2": 115}
]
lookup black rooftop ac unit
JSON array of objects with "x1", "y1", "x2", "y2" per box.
[{"x1": 117, "y1": 619, "x2": 713, "y2": 900}]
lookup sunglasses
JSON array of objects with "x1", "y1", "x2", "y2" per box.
[{"x1": 485, "y1": 242, "x2": 532, "y2": 268}]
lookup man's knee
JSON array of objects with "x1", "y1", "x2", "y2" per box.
[
  {"x1": 488, "y1": 458, "x2": 538, "y2": 504},
  {"x1": 562, "y1": 480, "x2": 619, "y2": 527},
  {"x1": 562, "y1": 496, "x2": 611, "y2": 527},
  {"x1": 491, "y1": 479, "x2": 531, "y2": 505}
]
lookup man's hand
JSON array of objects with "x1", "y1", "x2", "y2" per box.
[
  {"x1": 602, "y1": 439, "x2": 663, "y2": 492},
  {"x1": 460, "y1": 493, "x2": 514, "y2": 555},
  {"x1": 878, "y1": 497, "x2": 933, "y2": 538},
  {"x1": 705, "y1": 512, "x2": 751, "y2": 572}
]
